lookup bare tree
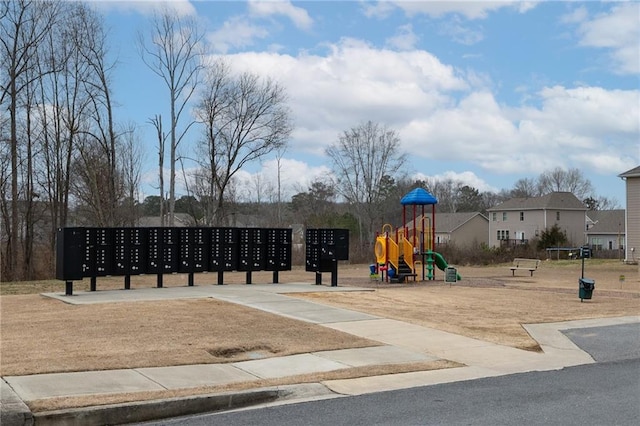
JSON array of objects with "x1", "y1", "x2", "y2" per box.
[
  {"x1": 148, "y1": 115, "x2": 166, "y2": 226},
  {"x1": 1, "y1": 0, "x2": 61, "y2": 280},
  {"x1": 119, "y1": 123, "x2": 144, "y2": 226},
  {"x1": 195, "y1": 60, "x2": 292, "y2": 225},
  {"x1": 510, "y1": 177, "x2": 540, "y2": 198},
  {"x1": 537, "y1": 167, "x2": 594, "y2": 199},
  {"x1": 326, "y1": 121, "x2": 407, "y2": 251},
  {"x1": 138, "y1": 8, "x2": 203, "y2": 226},
  {"x1": 274, "y1": 146, "x2": 287, "y2": 226}
]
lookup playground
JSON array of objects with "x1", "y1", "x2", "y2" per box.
[{"x1": 373, "y1": 187, "x2": 459, "y2": 283}]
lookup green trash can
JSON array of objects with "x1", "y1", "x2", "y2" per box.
[{"x1": 579, "y1": 278, "x2": 595, "y2": 302}]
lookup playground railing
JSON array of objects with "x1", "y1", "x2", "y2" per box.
[
  {"x1": 401, "y1": 237, "x2": 414, "y2": 273},
  {"x1": 387, "y1": 237, "x2": 399, "y2": 271}
]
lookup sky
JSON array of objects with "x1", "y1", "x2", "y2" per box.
[{"x1": 88, "y1": 0, "x2": 639, "y2": 206}]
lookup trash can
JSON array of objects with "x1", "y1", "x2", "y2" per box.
[{"x1": 579, "y1": 278, "x2": 595, "y2": 302}]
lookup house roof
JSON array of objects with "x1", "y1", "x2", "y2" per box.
[
  {"x1": 406, "y1": 212, "x2": 487, "y2": 233},
  {"x1": 618, "y1": 165, "x2": 640, "y2": 178},
  {"x1": 487, "y1": 192, "x2": 587, "y2": 212},
  {"x1": 585, "y1": 209, "x2": 626, "y2": 234}
]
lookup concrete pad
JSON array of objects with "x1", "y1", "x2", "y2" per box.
[
  {"x1": 233, "y1": 354, "x2": 348, "y2": 379},
  {"x1": 279, "y1": 307, "x2": 379, "y2": 324},
  {"x1": 4, "y1": 370, "x2": 164, "y2": 401},
  {"x1": 323, "y1": 365, "x2": 499, "y2": 396},
  {"x1": 325, "y1": 319, "x2": 491, "y2": 352},
  {"x1": 314, "y1": 345, "x2": 438, "y2": 367},
  {"x1": 243, "y1": 299, "x2": 333, "y2": 315},
  {"x1": 268, "y1": 284, "x2": 375, "y2": 294},
  {"x1": 42, "y1": 286, "x2": 217, "y2": 305},
  {"x1": 209, "y1": 293, "x2": 296, "y2": 304},
  {"x1": 136, "y1": 364, "x2": 259, "y2": 389}
]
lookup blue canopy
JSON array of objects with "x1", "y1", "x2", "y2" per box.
[{"x1": 400, "y1": 188, "x2": 438, "y2": 205}]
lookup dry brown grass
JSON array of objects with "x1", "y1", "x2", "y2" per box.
[
  {"x1": 1, "y1": 259, "x2": 638, "y2": 412},
  {"x1": 0, "y1": 296, "x2": 379, "y2": 376}
]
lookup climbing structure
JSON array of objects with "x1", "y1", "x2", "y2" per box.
[{"x1": 374, "y1": 188, "x2": 438, "y2": 282}]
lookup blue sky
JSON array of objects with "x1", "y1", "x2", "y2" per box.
[{"x1": 89, "y1": 1, "x2": 639, "y2": 205}]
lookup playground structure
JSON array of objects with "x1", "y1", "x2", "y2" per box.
[{"x1": 374, "y1": 188, "x2": 460, "y2": 282}]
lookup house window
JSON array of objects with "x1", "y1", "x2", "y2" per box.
[
  {"x1": 502, "y1": 212, "x2": 507, "y2": 221},
  {"x1": 497, "y1": 230, "x2": 510, "y2": 241},
  {"x1": 520, "y1": 212, "x2": 524, "y2": 221},
  {"x1": 556, "y1": 211, "x2": 560, "y2": 220},
  {"x1": 492, "y1": 212, "x2": 497, "y2": 221},
  {"x1": 592, "y1": 238, "x2": 602, "y2": 250}
]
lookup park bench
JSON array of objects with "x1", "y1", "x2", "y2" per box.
[{"x1": 510, "y1": 258, "x2": 540, "y2": 276}]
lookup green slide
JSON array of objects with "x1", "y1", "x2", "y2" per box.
[{"x1": 433, "y1": 252, "x2": 462, "y2": 280}]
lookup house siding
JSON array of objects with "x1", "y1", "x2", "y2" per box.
[
  {"x1": 625, "y1": 176, "x2": 640, "y2": 262},
  {"x1": 487, "y1": 192, "x2": 587, "y2": 248},
  {"x1": 450, "y1": 214, "x2": 489, "y2": 247}
]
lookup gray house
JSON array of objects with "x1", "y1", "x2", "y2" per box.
[
  {"x1": 486, "y1": 192, "x2": 587, "y2": 248},
  {"x1": 404, "y1": 212, "x2": 488, "y2": 248},
  {"x1": 585, "y1": 209, "x2": 625, "y2": 251},
  {"x1": 619, "y1": 166, "x2": 640, "y2": 263},
  {"x1": 433, "y1": 212, "x2": 489, "y2": 248}
]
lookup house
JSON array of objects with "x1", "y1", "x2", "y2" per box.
[
  {"x1": 486, "y1": 192, "x2": 587, "y2": 248},
  {"x1": 404, "y1": 212, "x2": 489, "y2": 248},
  {"x1": 619, "y1": 166, "x2": 640, "y2": 263},
  {"x1": 585, "y1": 210, "x2": 625, "y2": 251},
  {"x1": 433, "y1": 212, "x2": 489, "y2": 248}
]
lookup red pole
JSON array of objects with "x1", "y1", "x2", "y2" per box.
[
  {"x1": 432, "y1": 204, "x2": 436, "y2": 251},
  {"x1": 412, "y1": 205, "x2": 416, "y2": 244}
]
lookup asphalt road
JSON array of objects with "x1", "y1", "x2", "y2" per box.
[{"x1": 138, "y1": 323, "x2": 640, "y2": 426}]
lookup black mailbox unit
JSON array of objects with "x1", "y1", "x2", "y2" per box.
[
  {"x1": 179, "y1": 227, "x2": 209, "y2": 286},
  {"x1": 265, "y1": 228, "x2": 292, "y2": 283},
  {"x1": 209, "y1": 227, "x2": 239, "y2": 285},
  {"x1": 113, "y1": 227, "x2": 147, "y2": 289},
  {"x1": 146, "y1": 227, "x2": 162, "y2": 274},
  {"x1": 56, "y1": 227, "x2": 85, "y2": 295},
  {"x1": 305, "y1": 228, "x2": 349, "y2": 286},
  {"x1": 238, "y1": 228, "x2": 266, "y2": 284},
  {"x1": 94, "y1": 228, "x2": 114, "y2": 277}
]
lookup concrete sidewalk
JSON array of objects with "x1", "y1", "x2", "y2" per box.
[{"x1": 3, "y1": 283, "x2": 639, "y2": 425}]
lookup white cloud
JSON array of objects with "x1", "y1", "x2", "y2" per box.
[
  {"x1": 219, "y1": 38, "x2": 467, "y2": 153},
  {"x1": 413, "y1": 170, "x2": 498, "y2": 193},
  {"x1": 248, "y1": 0, "x2": 313, "y2": 30},
  {"x1": 575, "y1": 3, "x2": 640, "y2": 74},
  {"x1": 233, "y1": 158, "x2": 332, "y2": 202},
  {"x1": 438, "y1": 16, "x2": 484, "y2": 45},
  {"x1": 402, "y1": 85, "x2": 639, "y2": 177},
  {"x1": 385, "y1": 24, "x2": 419, "y2": 51},
  {"x1": 87, "y1": 0, "x2": 196, "y2": 16},
  {"x1": 560, "y1": 5, "x2": 588, "y2": 25},
  {"x1": 381, "y1": 1, "x2": 537, "y2": 20},
  {"x1": 207, "y1": 41, "x2": 636, "y2": 194},
  {"x1": 207, "y1": 16, "x2": 269, "y2": 53}
]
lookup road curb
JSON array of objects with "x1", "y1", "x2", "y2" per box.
[
  {"x1": 1, "y1": 379, "x2": 34, "y2": 426},
  {"x1": 30, "y1": 384, "x2": 333, "y2": 426}
]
